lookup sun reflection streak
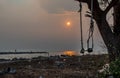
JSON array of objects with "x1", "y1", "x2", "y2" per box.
[{"x1": 63, "y1": 51, "x2": 77, "y2": 56}]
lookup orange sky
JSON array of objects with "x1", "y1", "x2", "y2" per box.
[{"x1": 0, "y1": 0, "x2": 107, "y2": 53}]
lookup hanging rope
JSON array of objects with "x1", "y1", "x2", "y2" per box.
[
  {"x1": 87, "y1": 0, "x2": 94, "y2": 52},
  {"x1": 79, "y1": 2, "x2": 85, "y2": 54}
]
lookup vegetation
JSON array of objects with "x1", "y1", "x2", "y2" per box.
[
  {"x1": 109, "y1": 58, "x2": 120, "y2": 78},
  {"x1": 99, "y1": 58, "x2": 120, "y2": 78}
]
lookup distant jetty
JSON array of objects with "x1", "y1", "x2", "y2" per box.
[{"x1": 0, "y1": 52, "x2": 49, "y2": 55}]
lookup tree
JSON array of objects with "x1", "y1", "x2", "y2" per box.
[{"x1": 75, "y1": 0, "x2": 120, "y2": 61}]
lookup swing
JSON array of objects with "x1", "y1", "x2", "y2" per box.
[
  {"x1": 79, "y1": 0, "x2": 94, "y2": 53},
  {"x1": 87, "y1": 0, "x2": 94, "y2": 53}
]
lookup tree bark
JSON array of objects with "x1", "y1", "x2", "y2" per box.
[
  {"x1": 95, "y1": 14, "x2": 116, "y2": 61},
  {"x1": 113, "y1": 2, "x2": 120, "y2": 58}
]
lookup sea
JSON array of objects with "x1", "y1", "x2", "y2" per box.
[
  {"x1": 0, "y1": 51, "x2": 71, "y2": 59},
  {"x1": 0, "y1": 50, "x2": 107, "y2": 59}
]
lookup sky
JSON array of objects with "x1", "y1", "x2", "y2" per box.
[{"x1": 0, "y1": 0, "x2": 107, "y2": 53}]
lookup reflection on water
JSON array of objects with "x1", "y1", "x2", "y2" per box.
[{"x1": 63, "y1": 51, "x2": 78, "y2": 56}]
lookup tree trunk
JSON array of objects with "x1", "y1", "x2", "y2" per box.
[
  {"x1": 94, "y1": 13, "x2": 116, "y2": 61},
  {"x1": 94, "y1": 9, "x2": 120, "y2": 61},
  {"x1": 113, "y1": 2, "x2": 120, "y2": 58},
  {"x1": 90, "y1": 1, "x2": 120, "y2": 61},
  {"x1": 94, "y1": 4, "x2": 120, "y2": 61}
]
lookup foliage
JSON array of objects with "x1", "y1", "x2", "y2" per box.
[
  {"x1": 98, "y1": 64, "x2": 110, "y2": 78},
  {"x1": 98, "y1": 58, "x2": 120, "y2": 78},
  {"x1": 109, "y1": 58, "x2": 120, "y2": 78}
]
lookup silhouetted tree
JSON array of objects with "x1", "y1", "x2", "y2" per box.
[{"x1": 75, "y1": 0, "x2": 120, "y2": 61}]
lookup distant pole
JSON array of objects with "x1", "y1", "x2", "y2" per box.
[{"x1": 15, "y1": 49, "x2": 17, "y2": 52}]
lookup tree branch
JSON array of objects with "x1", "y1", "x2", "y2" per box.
[
  {"x1": 75, "y1": 0, "x2": 103, "y2": 17},
  {"x1": 104, "y1": 0, "x2": 119, "y2": 14}
]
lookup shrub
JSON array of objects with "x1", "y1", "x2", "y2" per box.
[{"x1": 98, "y1": 58, "x2": 120, "y2": 78}]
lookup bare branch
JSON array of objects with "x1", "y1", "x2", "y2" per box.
[{"x1": 104, "y1": 0, "x2": 119, "y2": 14}]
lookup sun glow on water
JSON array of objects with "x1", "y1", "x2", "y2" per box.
[{"x1": 63, "y1": 51, "x2": 77, "y2": 56}]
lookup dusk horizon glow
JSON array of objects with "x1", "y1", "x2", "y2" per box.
[{"x1": 0, "y1": 0, "x2": 107, "y2": 53}]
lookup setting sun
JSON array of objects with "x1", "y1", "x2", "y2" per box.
[{"x1": 66, "y1": 22, "x2": 71, "y2": 26}]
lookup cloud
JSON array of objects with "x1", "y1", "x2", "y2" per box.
[
  {"x1": 0, "y1": 0, "x2": 105, "y2": 52},
  {"x1": 40, "y1": 0, "x2": 79, "y2": 14}
]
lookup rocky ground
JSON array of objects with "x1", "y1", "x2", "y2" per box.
[{"x1": 0, "y1": 54, "x2": 109, "y2": 78}]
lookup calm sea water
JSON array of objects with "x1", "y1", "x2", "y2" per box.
[
  {"x1": 0, "y1": 51, "x2": 107, "y2": 59},
  {"x1": 0, "y1": 51, "x2": 69, "y2": 59}
]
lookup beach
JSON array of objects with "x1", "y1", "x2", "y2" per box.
[{"x1": 0, "y1": 54, "x2": 109, "y2": 78}]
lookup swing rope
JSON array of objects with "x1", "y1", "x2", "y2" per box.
[
  {"x1": 79, "y1": 0, "x2": 94, "y2": 53},
  {"x1": 87, "y1": 0, "x2": 94, "y2": 52},
  {"x1": 79, "y1": 2, "x2": 85, "y2": 53}
]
